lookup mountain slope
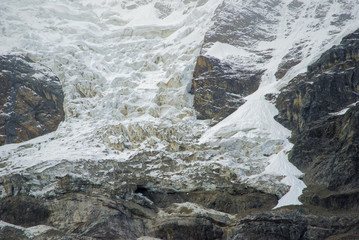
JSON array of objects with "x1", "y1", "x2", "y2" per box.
[{"x1": 0, "y1": 0, "x2": 359, "y2": 239}]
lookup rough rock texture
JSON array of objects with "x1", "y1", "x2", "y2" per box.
[
  {"x1": 0, "y1": 172, "x2": 279, "y2": 240},
  {"x1": 1, "y1": 3, "x2": 359, "y2": 240},
  {"x1": 275, "y1": 29, "x2": 359, "y2": 209},
  {"x1": 0, "y1": 55, "x2": 64, "y2": 145},
  {"x1": 189, "y1": 0, "x2": 285, "y2": 122},
  {"x1": 134, "y1": 184, "x2": 277, "y2": 214},
  {"x1": 1, "y1": 171, "x2": 358, "y2": 240},
  {"x1": 230, "y1": 209, "x2": 359, "y2": 240},
  {"x1": 190, "y1": 55, "x2": 262, "y2": 122},
  {"x1": 0, "y1": 195, "x2": 50, "y2": 227},
  {"x1": 275, "y1": 30, "x2": 359, "y2": 135}
]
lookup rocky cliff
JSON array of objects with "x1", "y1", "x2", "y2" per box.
[
  {"x1": 0, "y1": 55, "x2": 64, "y2": 145},
  {"x1": 0, "y1": 171, "x2": 358, "y2": 240},
  {"x1": 274, "y1": 29, "x2": 359, "y2": 214},
  {"x1": 1, "y1": 0, "x2": 359, "y2": 239},
  {"x1": 190, "y1": 55, "x2": 262, "y2": 122}
]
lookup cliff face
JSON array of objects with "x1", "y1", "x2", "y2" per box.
[
  {"x1": 190, "y1": 55, "x2": 262, "y2": 122},
  {"x1": 190, "y1": 0, "x2": 276, "y2": 122},
  {"x1": 276, "y1": 30, "x2": 359, "y2": 215},
  {"x1": 1, "y1": 172, "x2": 358, "y2": 240},
  {"x1": 1, "y1": 0, "x2": 359, "y2": 239},
  {"x1": 0, "y1": 55, "x2": 64, "y2": 145},
  {"x1": 275, "y1": 30, "x2": 359, "y2": 136},
  {"x1": 275, "y1": 29, "x2": 359, "y2": 210}
]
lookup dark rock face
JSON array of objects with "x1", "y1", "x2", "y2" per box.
[
  {"x1": 153, "y1": 218, "x2": 223, "y2": 240},
  {"x1": 289, "y1": 105, "x2": 359, "y2": 192},
  {"x1": 300, "y1": 185, "x2": 359, "y2": 211},
  {"x1": 0, "y1": 195, "x2": 50, "y2": 227},
  {"x1": 190, "y1": 0, "x2": 297, "y2": 122},
  {"x1": 135, "y1": 183, "x2": 277, "y2": 214},
  {"x1": 275, "y1": 29, "x2": 359, "y2": 209},
  {"x1": 0, "y1": 226, "x2": 30, "y2": 240},
  {"x1": 0, "y1": 55, "x2": 64, "y2": 145},
  {"x1": 190, "y1": 0, "x2": 283, "y2": 122},
  {"x1": 47, "y1": 193, "x2": 147, "y2": 240},
  {"x1": 191, "y1": 55, "x2": 262, "y2": 122},
  {"x1": 1, "y1": 173, "x2": 358, "y2": 240},
  {"x1": 0, "y1": 172, "x2": 279, "y2": 240},
  {"x1": 230, "y1": 209, "x2": 359, "y2": 240},
  {"x1": 275, "y1": 29, "x2": 359, "y2": 135},
  {"x1": 0, "y1": 166, "x2": 358, "y2": 240}
]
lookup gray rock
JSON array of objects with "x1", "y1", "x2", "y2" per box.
[
  {"x1": 0, "y1": 54, "x2": 64, "y2": 145},
  {"x1": 230, "y1": 209, "x2": 359, "y2": 240},
  {"x1": 275, "y1": 29, "x2": 359, "y2": 209},
  {"x1": 0, "y1": 195, "x2": 50, "y2": 227},
  {"x1": 275, "y1": 29, "x2": 359, "y2": 135},
  {"x1": 191, "y1": 56, "x2": 262, "y2": 122}
]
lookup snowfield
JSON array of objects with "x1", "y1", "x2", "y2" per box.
[{"x1": 1, "y1": 0, "x2": 359, "y2": 208}]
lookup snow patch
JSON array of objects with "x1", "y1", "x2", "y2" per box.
[
  {"x1": 329, "y1": 101, "x2": 359, "y2": 116},
  {"x1": 274, "y1": 175, "x2": 306, "y2": 209},
  {"x1": 206, "y1": 42, "x2": 251, "y2": 60}
]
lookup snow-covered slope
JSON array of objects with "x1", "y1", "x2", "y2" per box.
[
  {"x1": 1, "y1": 0, "x2": 359, "y2": 208},
  {"x1": 0, "y1": 0, "x2": 221, "y2": 163},
  {"x1": 198, "y1": 0, "x2": 359, "y2": 207}
]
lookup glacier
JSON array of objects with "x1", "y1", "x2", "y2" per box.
[{"x1": 1, "y1": 0, "x2": 359, "y2": 209}]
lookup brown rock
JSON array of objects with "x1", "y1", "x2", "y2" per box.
[
  {"x1": 191, "y1": 56, "x2": 262, "y2": 122},
  {"x1": 0, "y1": 55, "x2": 64, "y2": 145}
]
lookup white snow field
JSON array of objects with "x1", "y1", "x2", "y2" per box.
[{"x1": 1, "y1": 0, "x2": 359, "y2": 208}]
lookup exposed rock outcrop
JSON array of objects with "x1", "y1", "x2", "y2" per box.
[
  {"x1": 1, "y1": 173, "x2": 358, "y2": 240},
  {"x1": 0, "y1": 171, "x2": 278, "y2": 239},
  {"x1": 0, "y1": 195, "x2": 50, "y2": 227},
  {"x1": 275, "y1": 29, "x2": 359, "y2": 209},
  {"x1": 1, "y1": 2, "x2": 359, "y2": 240},
  {"x1": 230, "y1": 209, "x2": 359, "y2": 240},
  {"x1": 191, "y1": 56, "x2": 262, "y2": 122},
  {"x1": 134, "y1": 184, "x2": 277, "y2": 214},
  {"x1": 275, "y1": 30, "x2": 359, "y2": 136},
  {"x1": 189, "y1": 0, "x2": 285, "y2": 122},
  {"x1": 0, "y1": 55, "x2": 64, "y2": 145}
]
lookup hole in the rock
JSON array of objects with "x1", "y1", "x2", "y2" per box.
[{"x1": 135, "y1": 185, "x2": 149, "y2": 195}]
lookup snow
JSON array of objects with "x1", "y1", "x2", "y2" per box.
[
  {"x1": 197, "y1": 0, "x2": 359, "y2": 207},
  {"x1": 0, "y1": 0, "x2": 359, "y2": 209},
  {"x1": 264, "y1": 150, "x2": 302, "y2": 177},
  {"x1": 206, "y1": 42, "x2": 251, "y2": 60},
  {"x1": 274, "y1": 175, "x2": 307, "y2": 209},
  {"x1": 0, "y1": 0, "x2": 221, "y2": 165},
  {"x1": 329, "y1": 101, "x2": 359, "y2": 116},
  {"x1": 0, "y1": 220, "x2": 56, "y2": 238}
]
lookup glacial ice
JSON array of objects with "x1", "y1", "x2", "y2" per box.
[{"x1": 1, "y1": 0, "x2": 359, "y2": 207}]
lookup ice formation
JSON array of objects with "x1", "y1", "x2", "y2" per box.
[{"x1": 1, "y1": 0, "x2": 359, "y2": 207}]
